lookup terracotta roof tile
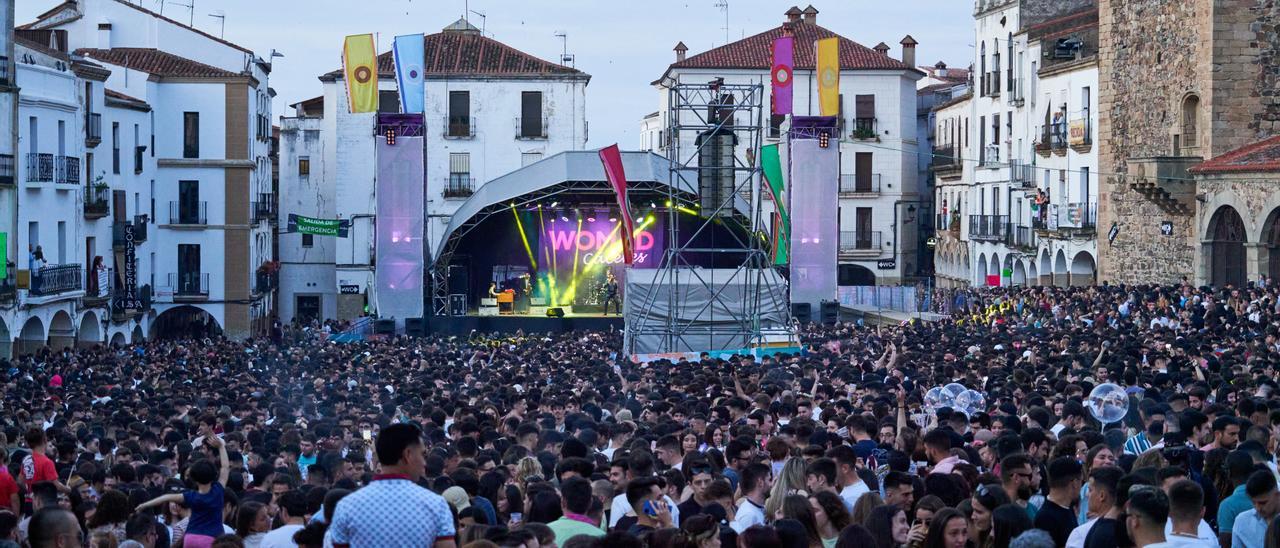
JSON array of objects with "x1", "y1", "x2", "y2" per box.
[
  {"x1": 321, "y1": 30, "x2": 586, "y2": 80},
  {"x1": 105, "y1": 88, "x2": 147, "y2": 104},
  {"x1": 75, "y1": 48, "x2": 240, "y2": 79},
  {"x1": 663, "y1": 22, "x2": 915, "y2": 75},
  {"x1": 1189, "y1": 135, "x2": 1280, "y2": 174}
]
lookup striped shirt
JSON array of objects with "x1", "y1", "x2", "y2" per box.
[{"x1": 1124, "y1": 432, "x2": 1152, "y2": 455}]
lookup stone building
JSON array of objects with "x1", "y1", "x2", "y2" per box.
[
  {"x1": 1188, "y1": 136, "x2": 1280, "y2": 287},
  {"x1": 1097, "y1": 0, "x2": 1280, "y2": 285}
]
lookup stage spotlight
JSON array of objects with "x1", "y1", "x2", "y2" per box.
[
  {"x1": 385, "y1": 128, "x2": 396, "y2": 145},
  {"x1": 650, "y1": 202, "x2": 657, "y2": 209},
  {"x1": 609, "y1": 217, "x2": 617, "y2": 223},
  {"x1": 665, "y1": 199, "x2": 672, "y2": 207},
  {"x1": 587, "y1": 217, "x2": 596, "y2": 222},
  {"x1": 818, "y1": 131, "x2": 830, "y2": 149},
  {"x1": 561, "y1": 216, "x2": 569, "y2": 222},
  {"x1": 550, "y1": 202, "x2": 559, "y2": 208}
]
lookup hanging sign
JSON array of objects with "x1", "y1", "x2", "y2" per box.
[{"x1": 288, "y1": 214, "x2": 351, "y2": 237}]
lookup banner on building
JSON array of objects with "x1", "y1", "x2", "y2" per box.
[
  {"x1": 393, "y1": 34, "x2": 425, "y2": 114},
  {"x1": 598, "y1": 144, "x2": 635, "y2": 265},
  {"x1": 374, "y1": 113, "x2": 426, "y2": 320},
  {"x1": 771, "y1": 36, "x2": 794, "y2": 116},
  {"x1": 343, "y1": 34, "x2": 379, "y2": 113},
  {"x1": 1069, "y1": 119, "x2": 1088, "y2": 146},
  {"x1": 816, "y1": 37, "x2": 840, "y2": 117},
  {"x1": 760, "y1": 144, "x2": 790, "y2": 265},
  {"x1": 288, "y1": 214, "x2": 351, "y2": 237}
]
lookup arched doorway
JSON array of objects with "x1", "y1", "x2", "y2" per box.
[
  {"x1": 1028, "y1": 260, "x2": 1039, "y2": 286},
  {"x1": 0, "y1": 317, "x2": 10, "y2": 359},
  {"x1": 1070, "y1": 252, "x2": 1096, "y2": 287},
  {"x1": 154, "y1": 306, "x2": 221, "y2": 340},
  {"x1": 77, "y1": 312, "x2": 101, "y2": 348},
  {"x1": 48, "y1": 311, "x2": 74, "y2": 350},
  {"x1": 838, "y1": 264, "x2": 876, "y2": 285},
  {"x1": 1262, "y1": 208, "x2": 1280, "y2": 281},
  {"x1": 132, "y1": 325, "x2": 144, "y2": 344},
  {"x1": 1054, "y1": 250, "x2": 1068, "y2": 287},
  {"x1": 17, "y1": 317, "x2": 44, "y2": 357},
  {"x1": 1207, "y1": 206, "x2": 1247, "y2": 288},
  {"x1": 1039, "y1": 250, "x2": 1052, "y2": 285},
  {"x1": 976, "y1": 254, "x2": 988, "y2": 286},
  {"x1": 1013, "y1": 260, "x2": 1027, "y2": 286},
  {"x1": 109, "y1": 332, "x2": 126, "y2": 347}
]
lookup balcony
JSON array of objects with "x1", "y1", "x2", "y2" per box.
[
  {"x1": 839, "y1": 173, "x2": 882, "y2": 195},
  {"x1": 0, "y1": 154, "x2": 13, "y2": 185},
  {"x1": 55, "y1": 155, "x2": 80, "y2": 184},
  {"x1": 255, "y1": 271, "x2": 278, "y2": 294},
  {"x1": 1009, "y1": 161, "x2": 1034, "y2": 188},
  {"x1": 1034, "y1": 203, "x2": 1097, "y2": 236},
  {"x1": 86, "y1": 112, "x2": 102, "y2": 148},
  {"x1": 29, "y1": 264, "x2": 83, "y2": 297},
  {"x1": 838, "y1": 231, "x2": 883, "y2": 257},
  {"x1": 932, "y1": 146, "x2": 962, "y2": 178},
  {"x1": 167, "y1": 201, "x2": 208, "y2": 226},
  {"x1": 850, "y1": 118, "x2": 878, "y2": 141},
  {"x1": 968, "y1": 214, "x2": 1009, "y2": 241},
  {"x1": 170, "y1": 272, "x2": 209, "y2": 299},
  {"x1": 444, "y1": 176, "x2": 475, "y2": 199},
  {"x1": 253, "y1": 195, "x2": 276, "y2": 223},
  {"x1": 134, "y1": 146, "x2": 146, "y2": 174},
  {"x1": 444, "y1": 116, "x2": 476, "y2": 139},
  {"x1": 84, "y1": 266, "x2": 112, "y2": 306},
  {"x1": 1036, "y1": 123, "x2": 1068, "y2": 156},
  {"x1": 1005, "y1": 224, "x2": 1038, "y2": 250},
  {"x1": 515, "y1": 117, "x2": 548, "y2": 139},
  {"x1": 113, "y1": 220, "x2": 147, "y2": 248},
  {"x1": 84, "y1": 185, "x2": 110, "y2": 219},
  {"x1": 26, "y1": 153, "x2": 53, "y2": 182}
]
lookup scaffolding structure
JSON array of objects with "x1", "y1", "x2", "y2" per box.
[{"x1": 624, "y1": 79, "x2": 794, "y2": 355}]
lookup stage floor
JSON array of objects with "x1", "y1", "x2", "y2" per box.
[{"x1": 424, "y1": 312, "x2": 625, "y2": 335}]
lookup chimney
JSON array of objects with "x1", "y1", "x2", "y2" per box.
[
  {"x1": 674, "y1": 42, "x2": 688, "y2": 63},
  {"x1": 900, "y1": 35, "x2": 918, "y2": 68},
  {"x1": 97, "y1": 20, "x2": 112, "y2": 50},
  {"x1": 802, "y1": 5, "x2": 818, "y2": 25},
  {"x1": 935, "y1": 61, "x2": 948, "y2": 78},
  {"x1": 785, "y1": 6, "x2": 802, "y2": 24},
  {"x1": 873, "y1": 42, "x2": 890, "y2": 56}
]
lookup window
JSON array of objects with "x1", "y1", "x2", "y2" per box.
[
  {"x1": 177, "y1": 244, "x2": 201, "y2": 294},
  {"x1": 178, "y1": 180, "x2": 200, "y2": 224},
  {"x1": 302, "y1": 233, "x2": 314, "y2": 248},
  {"x1": 978, "y1": 116, "x2": 985, "y2": 164},
  {"x1": 58, "y1": 120, "x2": 65, "y2": 156},
  {"x1": 183, "y1": 112, "x2": 199, "y2": 158},
  {"x1": 134, "y1": 124, "x2": 141, "y2": 173},
  {"x1": 979, "y1": 43, "x2": 987, "y2": 96},
  {"x1": 448, "y1": 91, "x2": 470, "y2": 137},
  {"x1": 28, "y1": 117, "x2": 37, "y2": 154},
  {"x1": 447, "y1": 153, "x2": 472, "y2": 195},
  {"x1": 57, "y1": 221, "x2": 66, "y2": 264},
  {"x1": 299, "y1": 156, "x2": 310, "y2": 176},
  {"x1": 521, "y1": 152, "x2": 543, "y2": 167},
  {"x1": 855, "y1": 152, "x2": 874, "y2": 192},
  {"x1": 112, "y1": 122, "x2": 120, "y2": 174},
  {"x1": 769, "y1": 115, "x2": 785, "y2": 138},
  {"x1": 520, "y1": 92, "x2": 544, "y2": 138},
  {"x1": 854, "y1": 95, "x2": 875, "y2": 136}
]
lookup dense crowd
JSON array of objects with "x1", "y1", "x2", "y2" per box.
[{"x1": 4, "y1": 281, "x2": 1280, "y2": 548}]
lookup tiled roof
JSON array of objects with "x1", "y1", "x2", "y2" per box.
[
  {"x1": 320, "y1": 29, "x2": 587, "y2": 81},
  {"x1": 1189, "y1": 135, "x2": 1280, "y2": 174},
  {"x1": 665, "y1": 22, "x2": 916, "y2": 73},
  {"x1": 75, "y1": 48, "x2": 240, "y2": 79},
  {"x1": 22, "y1": 0, "x2": 252, "y2": 54},
  {"x1": 105, "y1": 88, "x2": 148, "y2": 105},
  {"x1": 14, "y1": 35, "x2": 70, "y2": 61}
]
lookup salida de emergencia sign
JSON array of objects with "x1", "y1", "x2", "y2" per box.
[{"x1": 288, "y1": 214, "x2": 351, "y2": 237}]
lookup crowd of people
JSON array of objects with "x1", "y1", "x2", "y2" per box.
[{"x1": 2, "y1": 281, "x2": 1280, "y2": 548}]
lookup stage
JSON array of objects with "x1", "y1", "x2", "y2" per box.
[{"x1": 424, "y1": 311, "x2": 625, "y2": 335}]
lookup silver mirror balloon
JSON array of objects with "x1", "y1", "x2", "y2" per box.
[
  {"x1": 923, "y1": 387, "x2": 944, "y2": 413},
  {"x1": 1085, "y1": 382, "x2": 1130, "y2": 425},
  {"x1": 954, "y1": 389, "x2": 987, "y2": 417}
]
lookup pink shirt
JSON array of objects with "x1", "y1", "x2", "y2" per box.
[
  {"x1": 930, "y1": 455, "x2": 967, "y2": 475},
  {"x1": 48, "y1": 374, "x2": 62, "y2": 388}
]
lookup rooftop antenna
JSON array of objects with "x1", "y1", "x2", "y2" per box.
[
  {"x1": 716, "y1": 0, "x2": 727, "y2": 44},
  {"x1": 468, "y1": 9, "x2": 487, "y2": 35},
  {"x1": 207, "y1": 10, "x2": 225, "y2": 38},
  {"x1": 554, "y1": 31, "x2": 574, "y2": 67},
  {"x1": 167, "y1": 0, "x2": 194, "y2": 26}
]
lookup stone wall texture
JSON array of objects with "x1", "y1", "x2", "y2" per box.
[{"x1": 1098, "y1": 0, "x2": 1278, "y2": 285}]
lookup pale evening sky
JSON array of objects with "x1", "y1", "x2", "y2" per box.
[{"x1": 17, "y1": 0, "x2": 975, "y2": 148}]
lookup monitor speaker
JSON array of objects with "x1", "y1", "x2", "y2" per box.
[
  {"x1": 374, "y1": 319, "x2": 395, "y2": 334},
  {"x1": 546, "y1": 307, "x2": 565, "y2": 318},
  {"x1": 405, "y1": 317, "x2": 426, "y2": 337},
  {"x1": 820, "y1": 300, "x2": 839, "y2": 324},
  {"x1": 791, "y1": 302, "x2": 811, "y2": 324}
]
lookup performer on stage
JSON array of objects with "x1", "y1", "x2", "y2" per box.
[
  {"x1": 488, "y1": 281, "x2": 500, "y2": 298},
  {"x1": 604, "y1": 271, "x2": 621, "y2": 315},
  {"x1": 521, "y1": 273, "x2": 533, "y2": 314}
]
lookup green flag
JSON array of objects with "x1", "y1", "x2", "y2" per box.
[
  {"x1": 761, "y1": 144, "x2": 790, "y2": 265},
  {"x1": 288, "y1": 214, "x2": 350, "y2": 237}
]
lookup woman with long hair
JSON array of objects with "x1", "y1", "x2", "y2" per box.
[
  {"x1": 865, "y1": 505, "x2": 910, "y2": 548},
  {"x1": 86, "y1": 489, "x2": 130, "y2": 544},
  {"x1": 233, "y1": 502, "x2": 269, "y2": 548},
  {"x1": 682, "y1": 431, "x2": 701, "y2": 456},
  {"x1": 988, "y1": 505, "x2": 1032, "y2": 548},
  {"x1": 922, "y1": 508, "x2": 969, "y2": 548},
  {"x1": 1077, "y1": 444, "x2": 1116, "y2": 523},
  {"x1": 811, "y1": 491, "x2": 851, "y2": 546},
  {"x1": 766, "y1": 456, "x2": 809, "y2": 520},
  {"x1": 850, "y1": 492, "x2": 885, "y2": 527},
  {"x1": 781, "y1": 494, "x2": 824, "y2": 548},
  {"x1": 702, "y1": 424, "x2": 726, "y2": 453},
  {"x1": 968, "y1": 483, "x2": 1010, "y2": 548},
  {"x1": 682, "y1": 514, "x2": 723, "y2": 548}
]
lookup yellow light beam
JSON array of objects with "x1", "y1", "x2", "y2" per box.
[
  {"x1": 511, "y1": 205, "x2": 537, "y2": 271},
  {"x1": 561, "y1": 216, "x2": 585, "y2": 305}
]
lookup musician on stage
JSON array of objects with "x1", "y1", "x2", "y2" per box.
[{"x1": 604, "y1": 271, "x2": 621, "y2": 315}]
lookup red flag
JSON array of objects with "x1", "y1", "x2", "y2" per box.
[{"x1": 598, "y1": 145, "x2": 635, "y2": 264}]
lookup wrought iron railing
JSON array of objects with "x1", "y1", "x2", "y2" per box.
[{"x1": 30, "y1": 263, "x2": 83, "y2": 296}]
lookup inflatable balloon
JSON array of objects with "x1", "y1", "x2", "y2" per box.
[
  {"x1": 1086, "y1": 383, "x2": 1130, "y2": 425},
  {"x1": 955, "y1": 389, "x2": 987, "y2": 417},
  {"x1": 941, "y1": 383, "x2": 967, "y2": 409},
  {"x1": 924, "y1": 387, "x2": 944, "y2": 413}
]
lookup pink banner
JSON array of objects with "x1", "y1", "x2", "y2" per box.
[
  {"x1": 772, "y1": 36, "x2": 794, "y2": 116},
  {"x1": 598, "y1": 145, "x2": 635, "y2": 264}
]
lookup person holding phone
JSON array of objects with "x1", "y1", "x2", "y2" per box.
[{"x1": 624, "y1": 477, "x2": 672, "y2": 536}]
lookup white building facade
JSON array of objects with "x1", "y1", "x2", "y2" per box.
[
  {"x1": 278, "y1": 19, "x2": 589, "y2": 322},
  {"x1": 647, "y1": 6, "x2": 925, "y2": 285},
  {"x1": 23, "y1": 0, "x2": 275, "y2": 341}
]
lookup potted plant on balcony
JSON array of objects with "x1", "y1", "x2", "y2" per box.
[{"x1": 852, "y1": 126, "x2": 879, "y2": 141}]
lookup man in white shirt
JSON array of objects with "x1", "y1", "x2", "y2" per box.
[
  {"x1": 827, "y1": 446, "x2": 868, "y2": 512},
  {"x1": 1051, "y1": 401, "x2": 1086, "y2": 437},
  {"x1": 1067, "y1": 466, "x2": 1122, "y2": 548},
  {"x1": 731, "y1": 463, "x2": 772, "y2": 533},
  {"x1": 260, "y1": 491, "x2": 307, "y2": 548},
  {"x1": 1162, "y1": 479, "x2": 1217, "y2": 548},
  {"x1": 607, "y1": 453, "x2": 679, "y2": 529}
]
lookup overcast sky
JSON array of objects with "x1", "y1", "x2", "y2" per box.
[{"x1": 18, "y1": 0, "x2": 974, "y2": 147}]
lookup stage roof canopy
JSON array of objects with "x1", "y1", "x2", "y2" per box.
[{"x1": 434, "y1": 150, "x2": 745, "y2": 262}]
